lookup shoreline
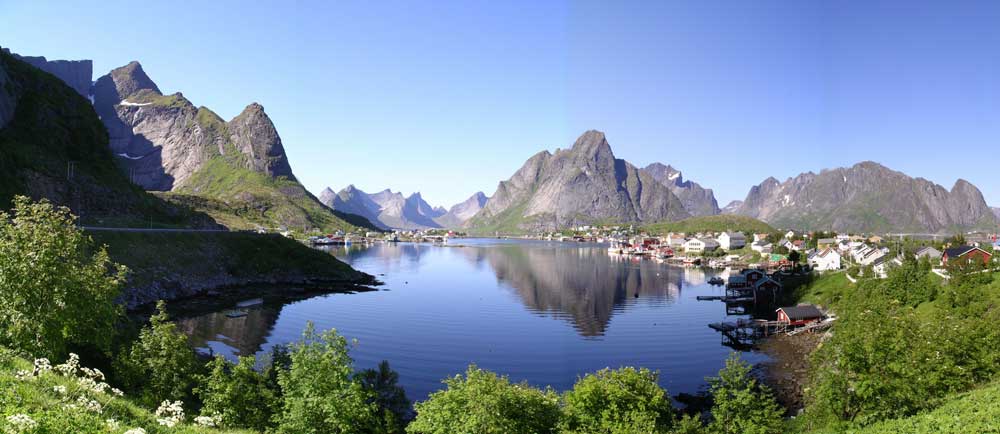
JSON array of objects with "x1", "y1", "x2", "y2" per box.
[{"x1": 755, "y1": 332, "x2": 824, "y2": 414}]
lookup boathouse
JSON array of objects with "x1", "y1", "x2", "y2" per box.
[{"x1": 776, "y1": 305, "x2": 823, "y2": 326}]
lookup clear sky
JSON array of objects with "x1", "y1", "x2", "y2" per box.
[{"x1": 3, "y1": 0, "x2": 1000, "y2": 208}]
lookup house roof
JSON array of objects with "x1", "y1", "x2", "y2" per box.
[
  {"x1": 755, "y1": 276, "x2": 782, "y2": 289},
  {"x1": 724, "y1": 231, "x2": 746, "y2": 239},
  {"x1": 944, "y1": 246, "x2": 989, "y2": 258},
  {"x1": 914, "y1": 246, "x2": 942, "y2": 257},
  {"x1": 818, "y1": 238, "x2": 836, "y2": 244},
  {"x1": 777, "y1": 305, "x2": 823, "y2": 320}
]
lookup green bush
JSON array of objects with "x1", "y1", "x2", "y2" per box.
[
  {"x1": 196, "y1": 355, "x2": 278, "y2": 431},
  {"x1": 707, "y1": 354, "x2": 783, "y2": 434},
  {"x1": 0, "y1": 196, "x2": 126, "y2": 359},
  {"x1": 407, "y1": 365, "x2": 561, "y2": 434},
  {"x1": 115, "y1": 301, "x2": 201, "y2": 407},
  {"x1": 356, "y1": 360, "x2": 412, "y2": 434},
  {"x1": 275, "y1": 323, "x2": 378, "y2": 433},
  {"x1": 560, "y1": 367, "x2": 675, "y2": 434}
]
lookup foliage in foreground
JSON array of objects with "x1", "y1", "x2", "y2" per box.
[
  {"x1": 0, "y1": 197, "x2": 126, "y2": 359},
  {"x1": 708, "y1": 354, "x2": 783, "y2": 434},
  {"x1": 116, "y1": 302, "x2": 201, "y2": 408},
  {"x1": 560, "y1": 367, "x2": 675, "y2": 434}
]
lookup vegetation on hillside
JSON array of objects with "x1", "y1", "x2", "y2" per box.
[{"x1": 642, "y1": 215, "x2": 775, "y2": 235}]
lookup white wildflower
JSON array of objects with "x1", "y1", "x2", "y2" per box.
[
  {"x1": 111, "y1": 387, "x2": 124, "y2": 397},
  {"x1": 194, "y1": 414, "x2": 221, "y2": 427},
  {"x1": 155, "y1": 400, "x2": 185, "y2": 427},
  {"x1": 14, "y1": 370, "x2": 33, "y2": 381},
  {"x1": 52, "y1": 385, "x2": 67, "y2": 394},
  {"x1": 5, "y1": 414, "x2": 38, "y2": 432},
  {"x1": 105, "y1": 419, "x2": 120, "y2": 431},
  {"x1": 32, "y1": 357, "x2": 52, "y2": 375},
  {"x1": 77, "y1": 395, "x2": 102, "y2": 413},
  {"x1": 80, "y1": 367, "x2": 105, "y2": 381},
  {"x1": 55, "y1": 353, "x2": 80, "y2": 376},
  {"x1": 123, "y1": 429, "x2": 147, "y2": 434}
]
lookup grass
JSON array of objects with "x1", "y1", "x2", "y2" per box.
[
  {"x1": 87, "y1": 230, "x2": 367, "y2": 291},
  {"x1": 0, "y1": 348, "x2": 251, "y2": 433},
  {"x1": 834, "y1": 380, "x2": 1000, "y2": 434},
  {"x1": 166, "y1": 158, "x2": 378, "y2": 234},
  {"x1": 641, "y1": 214, "x2": 775, "y2": 235}
]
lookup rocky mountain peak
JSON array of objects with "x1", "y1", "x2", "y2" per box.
[
  {"x1": 642, "y1": 162, "x2": 720, "y2": 216},
  {"x1": 102, "y1": 61, "x2": 160, "y2": 101},
  {"x1": 569, "y1": 130, "x2": 613, "y2": 161},
  {"x1": 228, "y1": 102, "x2": 296, "y2": 180}
]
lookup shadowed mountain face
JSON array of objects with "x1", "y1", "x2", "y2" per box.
[
  {"x1": 642, "y1": 163, "x2": 720, "y2": 216},
  {"x1": 3, "y1": 49, "x2": 92, "y2": 98},
  {"x1": 729, "y1": 161, "x2": 997, "y2": 233},
  {"x1": 469, "y1": 130, "x2": 690, "y2": 232}
]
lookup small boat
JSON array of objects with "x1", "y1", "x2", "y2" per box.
[
  {"x1": 708, "y1": 277, "x2": 725, "y2": 285},
  {"x1": 682, "y1": 257, "x2": 702, "y2": 265}
]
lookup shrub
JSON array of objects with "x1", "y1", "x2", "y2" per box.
[
  {"x1": 275, "y1": 323, "x2": 378, "y2": 433},
  {"x1": 0, "y1": 196, "x2": 127, "y2": 358},
  {"x1": 560, "y1": 367, "x2": 675, "y2": 434},
  {"x1": 115, "y1": 301, "x2": 200, "y2": 407},
  {"x1": 356, "y1": 360, "x2": 412, "y2": 434},
  {"x1": 195, "y1": 355, "x2": 278, "y2": 431},
  {"x1": 707, "y1": 354, "x2": 783, "y2": 434},
  {"x1": 408, "y1": 365, "x2": 561, "y2": 434}
]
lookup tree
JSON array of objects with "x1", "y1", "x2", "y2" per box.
[
  {"x1": 196, "y1": 355, "x2": 279, "y2": 431},
  {"x1": 788, "y1": 250, "x2": 801, "y2": 264},
  {"x1": 407, "y1": 365, "x2": 561, "y2": 434},
  {"x1": 357, "y1": 360, "x2": 412, "y2": 434},
  {"x1": 276, "y1": 323, "x2": 379, "y2": 433},
  {"x1": 707, "y1": 354, "x2": 783, "y2": 434},
  {"x1": 115, "y1": 301, "x2": 201, "y2": 407},
  {"x1": 0, "y1": 196, "x2": 126, "y2": 358},
  {"x1": 560, "y1": 367, "x2": 675, "y2": 434}
]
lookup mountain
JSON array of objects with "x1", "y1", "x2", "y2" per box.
[
  {"x1": 90, "y1": 61, "x2": 374, "y2": 232},
  {"x1": 642, "y1": 163, "x2": 720, "y2": 216},
  {"x1": 0, "y1": 48, "x2": 213, "y2": 227},
  {"x1": 721, "y1": 200, "x2": 743, "y2": 214},
  {"x1": 2, "y1": 49, "x2": 92, "y2": 97},
  {"x1": 467, "y1": 130, "x2": 690, "y2": 233},
  {"x1": 435, "y1": 192, "x2": 489, "y2": 228},
  {"x1": 993, "y1": 207, "x2": 1000, "y2": 221},
  {"x1": 729, "y1": 161, "x2": 997, "y2": 233},
  {"x1": 320, "y1": 186, "x2": 449, "y2": 230}
]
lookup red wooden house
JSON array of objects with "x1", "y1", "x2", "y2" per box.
[
  {"x1": 776, "y1": 305, "x2": 824, "y2": 326},
  {"x1": 942, "y1": 246, "x2": 992, "y2": 266}
]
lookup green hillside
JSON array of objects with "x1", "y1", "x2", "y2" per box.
[
  {"x1": 0, "y1": 49, "x2": 212, "y2": 228},
  {"x1": 641, "y1": 214, "x2": 775, "y2": 235}
]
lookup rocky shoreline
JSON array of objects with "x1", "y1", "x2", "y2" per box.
[{"x1": 756, "y1": 333, "x2": 825, "y2": 414}]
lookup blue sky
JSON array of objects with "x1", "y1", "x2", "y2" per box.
[{"x1": 3, "y1": 0, "x2": 1000, "y2": 207}]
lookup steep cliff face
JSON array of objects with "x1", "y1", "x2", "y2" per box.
[
  {"x1": 4, "y1": 49, "x2": 93, "y2": 97},
  {"x1": 731, "y1": 162, "x2": 997, "y2": 233},
  {"x1": 993, "y1": 207, "x2": 1000, "y2": 221},
  {"x1": 469, "y1": 130, "x2": 690, "y2": 232},
  {"x1": 0, "y1": 49, "x2": 213, "y2": 226},
  {"x1": 642, "y1": 163, "x2": 720, "y2": 216},
  {"x1": 90, "y1": 61, "x2": 374, "y2": 232}
]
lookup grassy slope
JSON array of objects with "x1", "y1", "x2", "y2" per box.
[
  {"x1": 642, "y1": 214, "x2": 775, "y2": 235},
  {"x1": 0, "y1": 50, "x2": 211, "y2": 228},
  {"x1": 838, "y1": 381, "x2": 1000, "y2": 434},
  {"x1": 88, "y1": 231, "x2": 367, "y2": 290},
  {"x1": 0, "y1": 351, "x2": 251, "y2": 434}
]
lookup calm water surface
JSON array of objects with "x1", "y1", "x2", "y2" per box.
[{"x1": 176, "y1": 238, "x2": 765, "y2": 401}]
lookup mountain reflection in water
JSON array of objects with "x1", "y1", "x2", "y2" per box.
[{"x1": 175, "y1": 239, "x2": 758, "y2": 401}]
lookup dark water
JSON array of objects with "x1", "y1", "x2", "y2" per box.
[{"x1": 175, "y1": 238, "x2": 765, "y2": 401}]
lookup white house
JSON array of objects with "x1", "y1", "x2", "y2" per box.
[
  {"x1": 808, "y1": 248, "x2": 841, "y2": 271},
  {"x1": 751, "y1": 240, "x2": 773, "y2": 254},
  {"x1": 684, "y1": 238, "x2": 720, "y2": 253},
  {"x1": 717, "y1": 231, "x2": 747, "y2": 250}
]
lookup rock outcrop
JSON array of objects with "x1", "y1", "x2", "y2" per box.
[
  {"x1": 642, "y1": 163, "x2": 720, "y2": 216},
  {"x1": 468, "y1": 130, "x2": 690, "y2": 232},
  {"x1": 3, "y1": 49, "x2": 92, "y2": 97},
  {"x1": 730, "y1": 161, "x2": 997, "y2": 233}
]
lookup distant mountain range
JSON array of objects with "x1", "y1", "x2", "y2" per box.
[
  {"x1": 725, "y1": 162, "x2": 997, "y2": 233},
  {"x1": 467, "y1": 130, "x2": 690, "y2": 233},
  {"x1": 320, "y1": 186, "x2": 487, "y2": 230}
]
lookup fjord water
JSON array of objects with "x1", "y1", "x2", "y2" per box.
[{"x1": 177, "y1": 239, "x2": 764, "y2": 400}]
